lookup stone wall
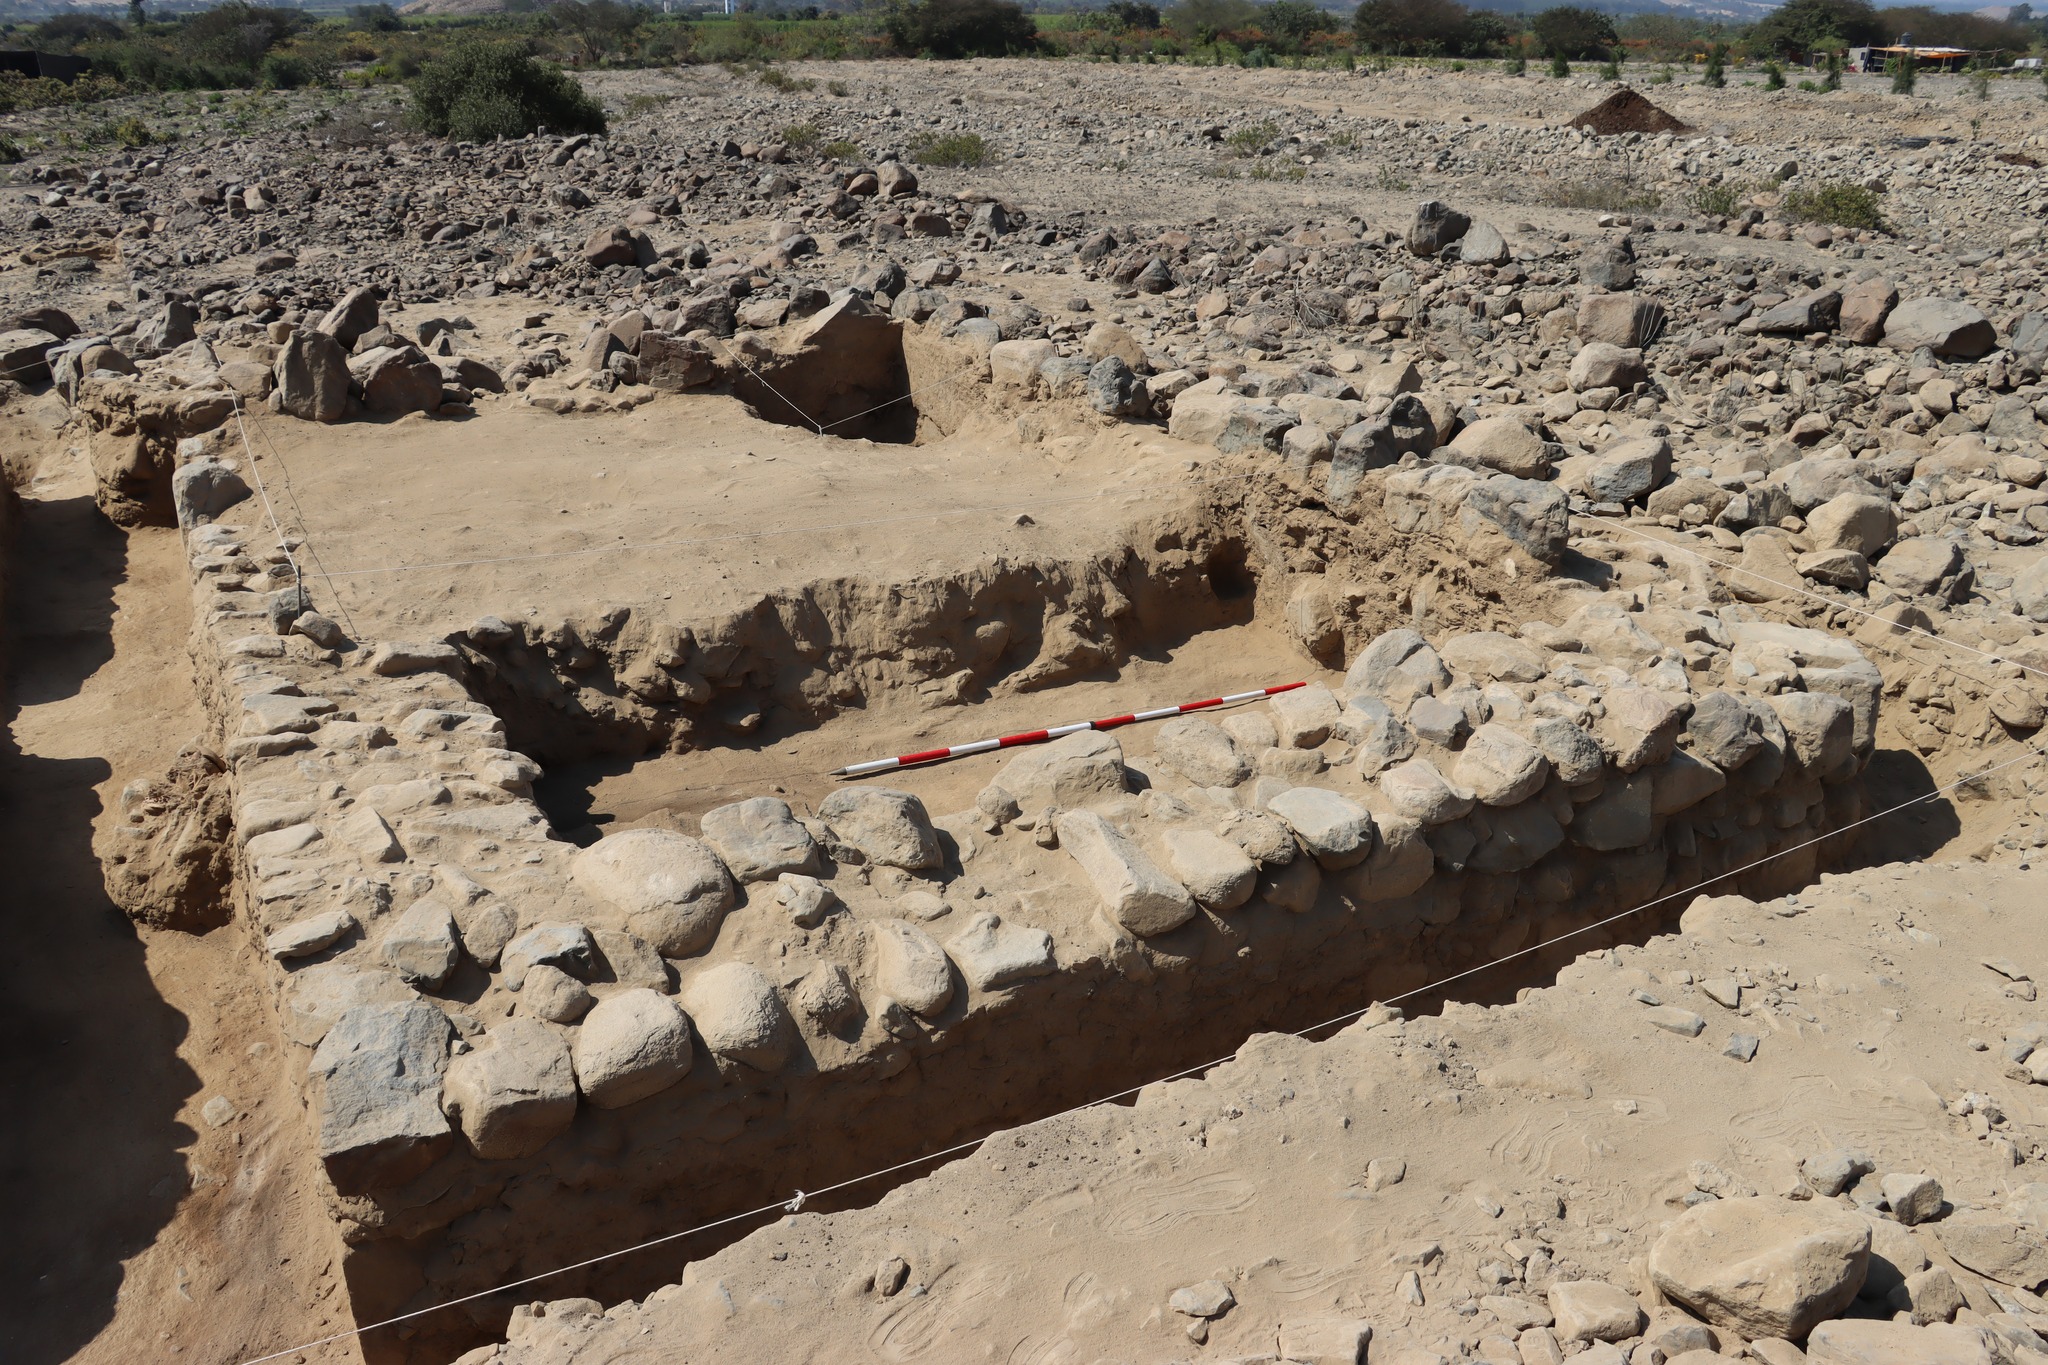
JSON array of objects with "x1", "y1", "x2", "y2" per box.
[{"x1": 141, "y1": 460, "x2": 1890, "y2": 1360}]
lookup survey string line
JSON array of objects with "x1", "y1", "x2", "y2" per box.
[{"x1": 227, "y1": 735, "x2": 2047, "y2": 1365}]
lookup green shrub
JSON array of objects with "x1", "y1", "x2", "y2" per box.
[
  {"x1": 821, "y1": 137, "x2": 860, "y2": 158},
  {"x1": 0, "y1": 133, "x2": 25, "y2": 163},
  {"x1": 885, "y1": 0, "x2": 1038, "y2": 57},
  {"x1": 1888, "y1": 52, "x2": 1914, "y2": 93},
  {"x1": 1701, "y1": 42, "x2": 1725, "y2": 87},
  {"x1": 1691, "y1": 179, "x2": 1744, "y2": 216},
  {"x1": 1783, "y1": 179, "x2": 1884, "y2": 230},
  {"x1": 113, "y1": 114, "x2": 155, "y2": 145},
  {"x1": 781, "y1": 119, "x2": 821, "y2": 151},
  {"x1": 1549, "y1": 53, "x2": 1569, "y2": 76},
  {"x1": 827, "y1": 78, "x2": 850, "y2": 95},
  {"x1": 1764, "y1": 60, "x2": 1784, "y2": 89},
  {"x1": 905, "y1": 129, "x2": 989, "y2": 166},
  {"x1": 757, "y1": 66, "x2": 815, "y2": 91},
  {"x1": 408, "y1": 40, "x2": 606, "y2": 140},
  {"x1": 1504, "y1": 54, "x2": 1526, "y2": 75},
  {"x1": 1225, "y1": 119, "x2": 1280, "y2": 156},
  {"x1": 1542, "y1": 175, "x2": 1662, "y2": 212}
]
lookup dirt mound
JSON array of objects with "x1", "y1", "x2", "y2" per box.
[{"x1": 1568, "y1": 87, "x2": 1689, "y2": 136}]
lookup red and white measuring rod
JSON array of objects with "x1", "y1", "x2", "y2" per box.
[{"x1": 829, "y1": 681, "x2": 1308, "y2": 778}]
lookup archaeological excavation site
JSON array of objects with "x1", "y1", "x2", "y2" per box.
[{"x1": 4, "y1": 41, "x2": 2048, "y2": 1365}]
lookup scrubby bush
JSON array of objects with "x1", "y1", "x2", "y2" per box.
[
  {"x1": 1702, "y1": 42, "x2": 1726, "y2": 86},
  {"x1": 1764, "y1": 60, "x2": 1784, "y2": 88},
  {"x1": 906, "y1": 129, "x2": 990, "y2": 165},
  {"x1": 408, "y1": 40, "x2": 606, "y2": 140},
  {"x1": 1784, "y1": 179, "x2": 1884, "y2": 229},
  {"x1": 885, "y1": 0, "x2": 1039, "y2": 57},
  {"x1": 1888, "y1": 51, "x2": 1915, "y2": 93},
  {"x1": 1531, "y1": 5, "x2": 1617, "y2": 59}
]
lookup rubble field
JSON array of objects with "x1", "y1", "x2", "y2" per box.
[{"x1": 2, "y1": 56, "x2": 2047, "y2": 1365}]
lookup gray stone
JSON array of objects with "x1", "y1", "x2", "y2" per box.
[
  {"x1": 1454, "y1": 724, "x2": 1549, "y2": 806},
  {"x1": 1807, "y1": 493, "x2": 1896, "y2": 559},
  {"x1": 1580, "y1": 242, "x2": 1636, "y2": 290},
  {"x1": 699, "y1": 796, "x2": 820, "y2": 881},
  {"x1": 273, "y1": 329, "x2": 350, "y2": 423},
  {"x1": 318, "y1": 285, "x2": 380, "y2": 349},
  {"x1": 1549, "y1": 1281, "x2": 1646, "y2": 1343},
  {"x1": 1768, "y1": 691, "x2": 1855, "y2": 776},
  {"x1": 266, "y1": 909, "x2": 357, "y2": 960},
  {"x1": 1807, "y1": 1321, "x2": 2000, "y2": 1365},
  {"x1": 869, "y1": 918, "x2": 954, "y2": 1016},
  {"x1": 280, "y1": 962, "x2": 417, "y2": 1047},
  {"x1": 1587, "y1": 438, "x2": 1671, "y2": 503},
  {"x1": 1460, "y1": 475, "x2": 1571, "y2": 564},
  {"x1": 1378, "y1": 757, "x2": 1475, "y2": 825},
  {"x1": 1345, "y1": 629, "x2": 1450, "y2": 704},
  {"x1": 1801, "y1": 1148, "x2": 1874, "y2": 1198},
  {"x1": 1755, "y1": 288, "x2": 1842, "y2": 334},
  {"x1": 1269, "y1": 683, "x2": 1342, "y2": 748},
  {"x1": 1409, "y1": 200, "x2": 1470, "y2": 256},
  {"x1": 349, "y1": 344, "x2": 444, "y2": 417},
  {"x1": 1577, "y1": 294, "x2": 1666, "y2": 349},
  {"x1": 309, "y1": 999, "x2": 453, "y2": 1192},
  {"x1": 1574, "y1": 772, "x2": 1655, "y2": 851},
  {"x1": 1407, "y1": 695, "x2": 1470, "y2": 747},
  {"x1": 1444, "y1": 416, "x2": 1554, "y2": 479},
  {"x1": 1268, "y1": 786, "x2": 1375, "y2": 869},
  {"x1": 1161, "y1": 826, "x2": 1259, "y2": 910},
  {"x1": 987, "y1": 730, "x2": 1129, "y2": 811},
  {"x1": 818, "y1": 788, "x2": 942, "y2": 870},
  {"x1": 2012, "y1": 557, "x2": 2048, "y2": 623},
  {"x1": 1648, "y1": 1196, "x2": 1871, "y2": 1340},
  {"x1": 380, "y1": 898, "x2": 461, "y2": 989},
  {"x1": 440, "y1": 1016, "x2": 577, "y2": 1160},
  {"x1": 1085, "y1": 354, "x2": 1148, "y2": 417},
  {"x1": 1532, "y1": 717, "x2": 1605, "y2": 784},
  {"x1": 520, "y1": 963, "x2": 594, "y2": 1024},
  {"x1": 172, "y1": 460, "x2": 251, "y2": 529},
  {"x1": 571, "y1": 988, "x2": 693, "y2": 1108},
  {"x1": 571, "y1": 830, "x2": 736, "y2": 957},
  {"x1": 1568, "y1": 342, "x2": 1647, "y2": 393},
  {"x1": 1153, "y1": 716, "x2": 1251, "y2": 787},
  {"x1": 1933, "y1": 1211, "x2": 2048, "y2": 1291},
  {"x1": 1170, "y1": 1279, "x2": 1237, "y2": 1318},
  {"x1": 681, "y1": 961, "x2": 792, "y2": 1071},
  {"x1": 1881, "y1": 1173, "x2": 1944, "y2": 1226},
  {"x1": 1055, "y1": 808, "x2": 1197, "y2": 936},
  {"x1": 501, "y1": 922, "x2": 597, "y2": 989},
  {"x1": 1341, "y1": 697, "x2": 1418, "y2": 776},
  {"x1": 1687, "y1": 691, "x2": 1765, "y2": 771},
  {"x1": 1883, "y1": 298, "x2": 1996, "y2": 358},
  {"x1": 945, "y1": 912, "x2": 1056, "y2": 989},
  {"x1": 1458, "y1": 220, "x2": 1508, "y2": 265}
]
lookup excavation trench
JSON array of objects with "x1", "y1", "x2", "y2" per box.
[{"x1": 291, "y1": 474, "x2": 1899, "y2": 1365}]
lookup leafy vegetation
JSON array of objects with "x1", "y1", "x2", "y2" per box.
[
  {"x1": 1782, "y1": 180, "x2": 1885, "y2": 230},
  {"x1": 906, "y1": 130, "x2": 990, "y2": 167},
  {"x1": 407, "y1": 40, "x2": 606, "y2": 141},
  {"x1": 885, "y1": 0, "x2": 1040, "y2": 58}
]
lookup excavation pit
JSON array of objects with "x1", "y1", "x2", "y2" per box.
[{"x1": 153, "y1": 382, "x2": 1897, "y2": 1364}]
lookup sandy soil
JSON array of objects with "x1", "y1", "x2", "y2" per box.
[
  {"x1": 0, "y1": 436, "x2": 359, "y2": 1365},
  {"x1": 496, "y1": 852, "x2": 2048, "y2": 1365}
]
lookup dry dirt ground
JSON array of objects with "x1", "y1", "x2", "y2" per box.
[
  {"x1": 2, "y1": 54, "x2": 2046, "y2": 1365},
  {"x1": 0, "y1": 428, "x2": 360, "y2": 1365}
]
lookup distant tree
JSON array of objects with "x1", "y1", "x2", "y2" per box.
[
  {"x1": 1102, "y1": 0, "x2": 1161, "y2": 29},
  {"x1": 409, "y1": 39, "x2": 607, "y2": 139},
  {"x1": 1888, "y1": 49, "x2": 1914, "y2": 91},
  {"x1": 1262, "y1": 0, "x2": 1334, "y2": 43},
  {"x1": 1749, "y1": 0, "x2": 1879, "y2": 59},
  {"x1": 351, "y1": 3, "x2": 403, "y2": 30},
  {"x1": 129, "y1": 0, "x2": 146, "y2": 29},
  {"x1": 33, "y1": 11, "x2": 126, "y2": 48},
  {"x1": 1873, "y1": 5, "x2": 2031, "y2": 50},
  {"x1": 1168, "y1": 0, "x2": 1259, "y2": 39},
  {"x1": 885, "y1": 0, "x2": 1039, "y2": 56},
  {"x1": 1531, "y1": 5, "x2": 1616, "y2": 58},
  {"x1": 1702, "y1": 39, "x2": 1725, "y2": 84},
  {"x1": 1352, "y1": 0, "x2": 1477, "y2": 54}
]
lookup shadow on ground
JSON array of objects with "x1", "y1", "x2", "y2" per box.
[{"x1": 0, "y1": 494, "x2": 199, "y2": 1365}]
